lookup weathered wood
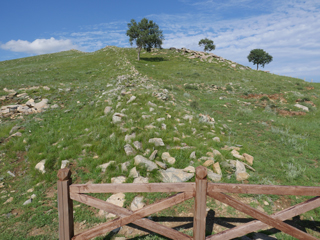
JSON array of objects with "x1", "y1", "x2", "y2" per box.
[
  {"x1": 206, "y1": 196, "x2": 320, "y2": 240},
  {"x1": 193, "y1": 166, "x2": 207, "y2": 240},
  {"x1": 57, "y1": 168, "x2": 74, "y2": 240},
  {"x1": 207, "y1": 183, "x2": 320, "y2": 196},
  {"x1": 208, "y1": 192, "x2": 318, "y2": 240},
  {"x1": 70, "y1": 182, "x2": 195, "y2": 194},
  {"x1": 70, "y1": 192, "x2": 193, "y2": 240}
]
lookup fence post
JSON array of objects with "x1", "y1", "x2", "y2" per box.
[
  {"x1": 193, "y1": 166, "x2": 208, "y2": 240},
  {"x1": 57, "y1": 168, "x2": 74, "y2": 240}
]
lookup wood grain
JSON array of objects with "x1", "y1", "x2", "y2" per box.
[
  {"x1": 208, "y1": 191, "x2": 318, "y2": 240},
  {"x1": 206, "y1": 196, "x2": 320, "y2": 240}
]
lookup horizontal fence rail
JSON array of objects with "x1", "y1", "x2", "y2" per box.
[{"x1": 57, "y1": 167, "x2": 320, "y2": 240}]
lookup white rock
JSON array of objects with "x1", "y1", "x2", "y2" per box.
[
  {"x1": 35, "y1": 160, "x2": 46, "y2": 174},
  {"x1": 97, "y1": 161, "x2": 115, "y2": 172},
  {"x1": 160, "y1": 168, "x2": 194, "y2": 183},
  {"x1": 235, "y1": 160, "x2": 250, "y2": 181},
  {"x1": 157, "y1": 118, "x2": 165, "y2": 122},
  {"x1": 124, "y1": 144, "x2": 136, "y2": 156},
  {"x1": 161, "y1": 152, "x2": 176, "y2": 164},
  {"x1": 148, "y1": 101, "x2": 157, "y2": 107},
  {"x1": 129, "y1": 167, "x2": 139, "y2": 178},
  {"x1": 294, "y1": 103, "x2": 309, "y2": 112},
  {"x1": 212, "y1": 137, "x2": 220, "y2": 142},
  {"x1": 149, "y1": 138, "x2": 165, "y2": 146},
  {"x1": 133, "y1": 141, "x2": 143, "y2": 150},
  {"x1": 149, "y1": 150, "x2": 158, "y2": 160},
  {"x1": 127, "y1": 96, "x2": 136, "y2": 104},
  {"x1": 111, "y1": 176, "x2": 126, "y2": 184},
  {"x1": 190, "y1": 151, "x2": 196, "y2": 159},
  {"x1": 60, "y1": 160, "x2": 70, "y2": 169},
  {"x1": 34, "y1": 99, "x2": 49, "y2": 110},
  {"x1": 134, "y1": 155, "x2": 158, "y2": 171},
  {"x1": 161, "y1": 123, "x2": 166, "y2": 130},
  {"x1": 125, "y1": 133, "x2": 136, "y2": 143},
  {"x1": 183, "y1": 166, "x2": 195, "y2": 173},
  {"x1": 104, "y1": 106, "x2": 112, "y2": 115},
  {"x1": 130, "y1": 196, "x2": 145, "y2": 211},
  {"x1": 133, "y1": 176, "x2": 149, "y2": 183},
  {"x1": 207, "y1": 169, "x2": 222, "y2": 182},
  {"x1": 121, "y1": 161, "x2": 130, "y2": 172},
  {"x1": 155, "y1": 161, "x2": 167, "y2": 169},
  {"x1": 112, "y1": 113, "x2": 126, "y2": 124},
  {"x1": 99, "y1": 193, "x2": 125, "y2": 219}
]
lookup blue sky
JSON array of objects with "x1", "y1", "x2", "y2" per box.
[{"x1": 1, "y1": 0, "x2": 319, "y2": 82}]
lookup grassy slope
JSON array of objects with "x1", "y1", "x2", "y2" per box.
[{"x1": 0, "y1": 47, "x2": 319, "y2": 239}]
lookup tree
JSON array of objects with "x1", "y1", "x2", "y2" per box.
[
  {"x1": 247, "y1": 49, "x2": 273, "y2": 70},
  {"x1": 198, "y1": 38, "x2": 215, "y2": 52},
  {"x1": 126, "y1": 18, "x2": 164, "y2": 61}
]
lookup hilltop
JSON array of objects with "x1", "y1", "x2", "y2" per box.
[{"x1": 0, "y1": 46, "x2": 319, "y2": 239}]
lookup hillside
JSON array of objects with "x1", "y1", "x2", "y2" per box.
[{"x1": 0, "y1": 46, "x2": 319, "y2": 239}]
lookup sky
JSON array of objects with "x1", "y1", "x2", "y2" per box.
[{"x1": 1, "y1": 0, "x2": 319, "y2": 82}]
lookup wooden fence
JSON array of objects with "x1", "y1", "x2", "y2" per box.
[{"x1": 57, "y1": 166, "x2": 320, "y2": 240}]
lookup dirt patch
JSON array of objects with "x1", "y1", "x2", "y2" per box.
[
  {"x1": 296, "y1": 99, "x2": 316, "y2": 107},
  {"x1": 277, "y1": 109, "x2": 306, "y2": 116},
  {"x1": 11, "y1": 208, "x2": 24, "y2": 217},
  {"x1": 306, "y1": 86, "x2": 314, "y2": 90},
  {"x1": 27, "y1": 225, "x2": 50, "y2": 237},
  {"x1": 45, "y1": 185, "x2": 57, "y2": 199},
  {"x1": 242, "y1": 93, "x2": 287, "y2": 103}
]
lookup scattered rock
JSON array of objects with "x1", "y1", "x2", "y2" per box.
[
  {"x1": 97, "y1": 161, "x2": 115, "y2": 172},
  {"x1": 149, "y1": 150, "x2": 158, "y2": 160},
  {"x1": 134, "y1": 155, "x2": 158, "y2": 171},
  {"x1": 155, "y1": 160, "x2": 167, "y2": 169},
  {"x1": 124, "y1": 144, "x2": 137, "y2": 156},
  {"x1": 161, "y1": 152, "x2": 176, "y2": 164},
  {"x1": 183, "y1": 166, "x2": 195, "y2": 173},
  {"x1": 127, "y1": 96, "x2": 136, "y2": 104},
  {"x1": 148, "y1": 138, "x2": 165, "y2": 146},
  {"x1": 129, "y1": 167, "x2": 139, "y2": 178},
  {"x1": 294, "y1": 103, "x2": 309, "y2": 112},
  {"x1": 23, "y1": 198, "x2": 32, "y2": 205},
  {"x1": 242, "y1": 153, "x2": 254, "y2": 165},
  {"x1": 161, "y1": 123, "x2": 166, "y2": 130},
  {"x1": 125, "y1": 133, "x2": 136, "y2": 143},
  {"x1": 104, "y1": 106, "x2": 112, "y2": 115},
  {"x1": 235, "y1": 160, "x2": 249, "y2": 181},
  {"x1": 7, "y1": 171, "x2": 15, "y2": 177},
  {"x1": 99, "y1": 193, "x2": 125, "y2": 219},
  {"x1": 207, "y1": 169, "x2": 222, "y2": 182},
  {"x1": 212, "y1": 149, "x2": 221, "y2": 156},
  {"x1": 199, "y1": 114, "x2": 215, "y2": 126},
  {"x1": 111, "y1": 176, "x2": 126, "y2": 184},
  {"x1": 203, "y1": 159, "x2": 214, "y2": 167},
  {"x1": 190, "y1": 151, "x2": 196, "y2": 159},
  {"x1": 148, "y1": 101, "x2": 157, "y2": 107},
  {"x1": 232, "y1": 149, "x2": 245, "y2": 160},
  {"x1": 60, "y1": 160, "x2": 70, "y2": 169},
  {"x1": 4, "y1": 197, "x2": 13, "y2": 204},
  {"x1": 133, "y1": 141, "x2": 143, "y2": 150},
  {"x1": 133, "y1": 176, "x2": 149, "y2": 183},
  {"x1": 212, "y1": 137, "x2": 220, "y2": 142},
  {"x1": 112, "y1": 113, "x2": 126, "y2": 124},
  {"x1": 160, "y1": 168, "x2": 194, "y2": 183},
  {"x1": 213, "y1": 162, "x2": 222, "y2": 175},
  {"x1": 35, "y1": 160, "x2": 46, "y2": 174},
  {"x1": 121, "y1": 161, "x2": 130, "y2": 172},
  {"x1": 130, "y1": 196, "x2": 145, "y2": 211}
]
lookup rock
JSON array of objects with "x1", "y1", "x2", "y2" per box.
[
  {"x1": 60, "y1": 160, "x2": 70, "y2": 169},
  {"x1": 9, "y1": 125, "x2": 21, "y2": 135},
  {"x1": 134, "y1": 155, "x2": 158, "y2": 171},
  {"x1": 7, "y1": 171, "x2": 15, "y2": 177},
  {"x1": 34, "y1": 99, "x2": 49, "y2": 110},
  {"x1": 23, "y1": 198, "x2": 32, "y2": 205},
  {"x1": 235, "y1": 160, "x2": 249, "y2": 181},
  {"x1": 221, "y1": 145, "x2": 241, "y2": 151},
  {"x1": 133, "y1": 176, "x2": 149, "y2": 183},
  {"x1": 212, "y1": 137, "x2": 220, "y2": 142},
  {"x1": 199, "y1": 114, "x2": 215, "y2": 126},
  {"x1": 97, "y1": 161, "x2": 115, "y2": 172},
  {"x1": 149, "y1": 150, "x2": 158, "y2": 160},
  {"x1": 206, "y1": 152, "x2": 214, "y2": 158},
  {"x1": 207, "y1": 169, "x2": 222, "y2": 182},
  {"x1": 161, "y1": 123, "x2": 166, "y2": 130},
  {"x1": 130, "y1": 196, "x2": 145, "y2": 211},
  {"x1": 145, "y1": 124, "x2": 156, "y2": 129},
  {"x1": 190, "y1": 151, "x2": 196, "y2": 159},
  {"x1": 148, "y1": 138, "x2": 165, "y2": 146},
  {"x1": 35, "y1": 160, "x2": 46, "y2": 174},
  {"x1": 173, "y1": 137, "x2": 180, "y2": 142},
  {"x1": 157, "y1": 117, "x2": 165, "y2": 122},
  {"x1": 112, "y1": 113, "x2": 126, "y2": 124},
  {"x1": 26, "y1": 99, "x2": 35, "y2": 108},
  {"x1": 203, "y1": 159, "x2": 214, "y2": 167},
  {"x1": 148, "y1": 101, "x2": 157, "y2": 107},
  {"x1": 43, "y1": 86, "x2": 50, "y2": 90},
  {"x1": 242, "y1": 153, "x2": 254, "y2": 165},
  {"x1": 111, "y1": 176, "x2": 126, "y2": 184},
  {"x1": 212, "y1": 150, "x2": 221, "y2": 156},
  {"x1": 51, "y1": 104, "x2": 59, "y2": 109},
  {"x1": 155, "y1": 161, "x2": 167, "y2": 169},
  {"x1": 4, "y1": 197, "x2": 13, "y2": 204},
  {"x1": 213, "y1": 162, "x2": 222, "y2": 175},
  {"x1": 124, "y1": 144, "x2": 137, "y2": 156},
  {"x1": 125, "y1": 133, "x2": 136, "y2": 143},
  {"x1": 127, "y1": 96, "x2": 136, "y2": 104},
  {"x1": 121, "y1": 161, "x2": 130, "y2": 172},
  {"x1": 31, "y1": 194, "x2": 36, "y2": 199},
  {"x1": 142, "y1": 115, "x2": 152, "y2": 119},
  {"x1": 160, "y1": 168, "x2": 194, "y2": 183},
  {"x1": 294, "y1": 103, "x2": 309, "y2": 112},
  {"x1": 133, "y1": 141, "x2": 143, "y2": 150},
  {"x1": 99, "y1": 193, "x2": 125, "y2": 219},
  {"x1": 161, "y1": 152, "x2": 176, "y2": 164},
  {"x1": 183, "y1": 114, "x2": 193, "y2": 121},
  {"x1": 104, "y1": 106, "x2": 112, "y2": 115},
  {"x1": 10, "y1": 132, "x2": 22, "y2": 138},
  {"x1": 129, "y1": 167, "x2": 139, "y2": 178},
  {"x1": 183, "y1": 166, "x2": 195, "y2": 173},
  {"x1": 232, "y1": 150, "x2": 245, "y2": 160}
]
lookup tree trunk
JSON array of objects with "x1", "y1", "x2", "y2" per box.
[
  {"x1": 137, "y1": 47, "x2": 142, "y2": 61},
  {"x1": 257, "y1": 64, "x2": 259, "y2": 70}
]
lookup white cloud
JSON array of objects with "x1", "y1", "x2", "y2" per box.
[{"x1": 0, "y1": 37, "x2": 77, "y2": 54}]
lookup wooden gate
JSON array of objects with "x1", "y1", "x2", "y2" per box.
[{"x1": 57, "y1": 166, "x2": 320, "y2": 240}]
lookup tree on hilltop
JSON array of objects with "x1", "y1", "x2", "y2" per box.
[
  {"x1": 198, "y1": 38, "x2": 215, "y2": 52},
  {"x1": 247, "y1": 49, "x2": 273, "y2": 70},
  {"x1": 126, "y1": 18, "x2": 164, "y2": 61}
]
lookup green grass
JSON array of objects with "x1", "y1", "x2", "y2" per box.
[{"x1": 0, "y1": 47, "x2": 319, "y2": 239}]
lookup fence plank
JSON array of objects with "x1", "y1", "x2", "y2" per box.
[
  {"x1": 208, "y1": 192, "x2": 318, "y2": 240},
  {"x1": 193, "y1": 166, "x2": 207, "y2": 240},
  {"x1": 207, "y1": 183, "x2": 320, "y2": 196},
  {"x1": 57, "y1": 169, "x2": 74, "y2": 240},
  {"x1": 206, "y1": 196, "x2": 320, "y2": 240},
  {"x1": 70, "y1": 182, "x2": 195, "y2": 194},
  {"x1": 70, "y1": 192, "x2": 193, "y2": 240}
]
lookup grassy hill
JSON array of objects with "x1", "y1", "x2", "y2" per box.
[{"x1": 0, "y1": 46, "x2": 319, "y2": 239}]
